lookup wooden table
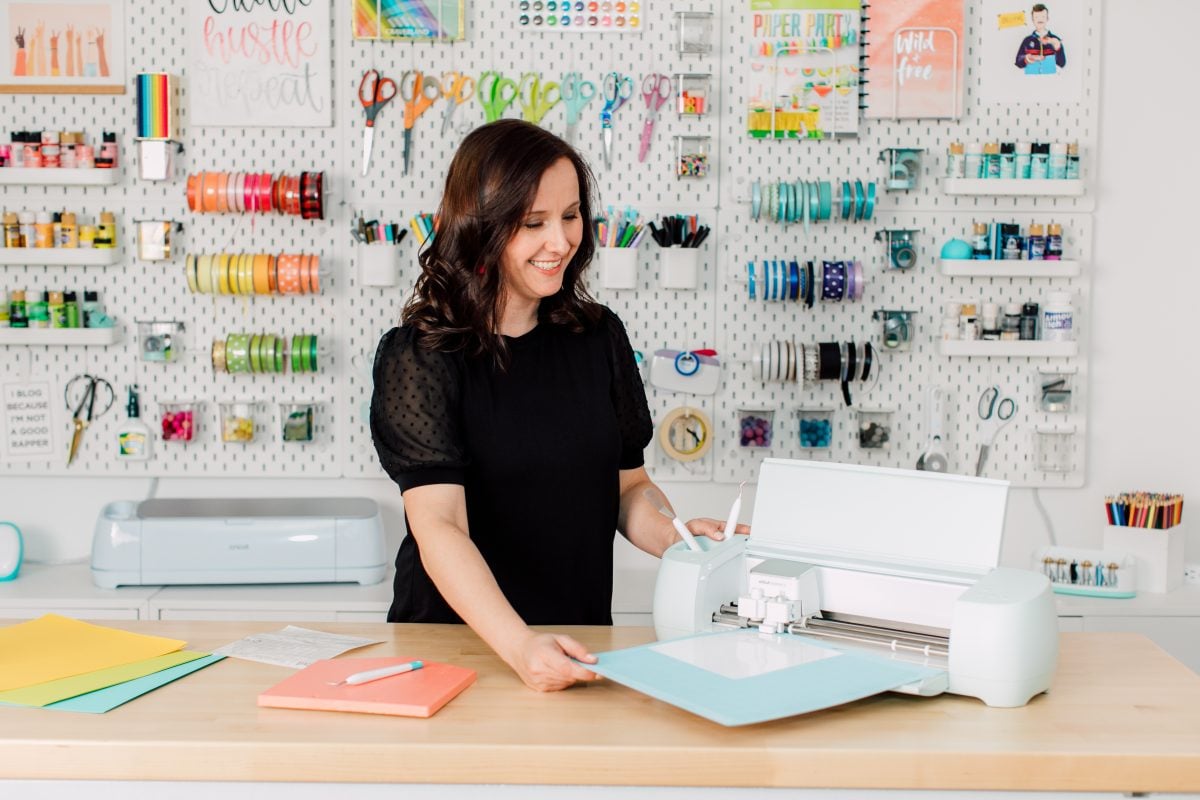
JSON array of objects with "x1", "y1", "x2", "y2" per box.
[{"x1": 1, "y1": 622, "x2": 1199, "y2": 794}]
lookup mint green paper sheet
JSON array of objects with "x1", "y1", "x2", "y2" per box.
[
  {"x1": 40, "y1": 654, "x2": 224, "y2": 714},
  {"x1": 0, "y1": 650, "x2": 207, "y2": 707}
]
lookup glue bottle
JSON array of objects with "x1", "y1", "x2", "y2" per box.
[{"x1": 117, "y1": 385, "x2": 152, "y2": 461}]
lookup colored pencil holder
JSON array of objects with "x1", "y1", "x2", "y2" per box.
[
  {"x1": 660, "y1": 247, "x2": 699, "y2": 289},
  {"x1": 1102, "y1": 523, "x2": 1185, "y2": 594},
  {"x1": 358, "y1": 243, "x2": 399, "y2": 287},
  {"x1": 597, "y1": 247, "x2": 639, "y2": 290}
]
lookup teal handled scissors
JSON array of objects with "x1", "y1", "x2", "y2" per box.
[
  {"x1": 64, "y1": 373, "x2": 114, "y2": 466},
  {"x1": 975, "y1": 385, "x2": 1017, "y2": 476},
  {"x1": 560, "y1": 71, "x2": 596, "y2": 146},
  {"x1": 478, "y1": 70, "x2": 518, "y2": 123},
  {"x1": 399, "y1": 69, "x2": 441, "y2": 176},
  {"x1": 638, "y1": 72, "x2": 671, "y2": 162},
  {"x1": 517, "y1": 72, "x2": 561, "y2": 126},
  {"x1": 439, "y1": 71, "x2": 476, "y2": 135},
  {"x1": 600, "y1": 71, "x2": 634, "y2": 168},
  {"x1": 359, "y1": 68, "x2": 398, "y2": 177}
]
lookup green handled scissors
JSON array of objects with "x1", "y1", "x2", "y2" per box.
[
  {"x1": 478, "y1": 70, "x2": 518, "y2": 123},
  {"x1": 517, "y1": 72, "x2": 560, "y2": 126},
  {"x1": 560, "y1": 71, "x2": 596, "y2": 146}
]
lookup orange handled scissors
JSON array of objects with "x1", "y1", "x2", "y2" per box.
[{"x1": 399, "y1": 69, "x2": 441, "y2": 175}]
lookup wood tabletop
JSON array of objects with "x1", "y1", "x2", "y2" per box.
[{"x1": 1, "y1": 621, "x2": 1199, "y2": 792}]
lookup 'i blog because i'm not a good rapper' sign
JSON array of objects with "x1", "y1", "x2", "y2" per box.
[{"x1": 188, "y1": 0, "x2": 332, "y2": 127}]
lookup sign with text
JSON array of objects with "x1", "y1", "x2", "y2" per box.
[
  {"x1": 188, "y1": 0, "x2": 332, "y2": 127},
  {"x1": 3, "y1": 382, "x2": 55, "y2": 461}
]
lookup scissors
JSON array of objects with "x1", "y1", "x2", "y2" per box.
[
  {"x1": 560, "y1": 71, "x2": 596, "y2": 146},
  {"x1": 64, "y1": 373, "x2": 115, "y2": 466},
  {"x1": 478, "y1": 70, "x2": 518, "y2": 123},
  {"x1": 599, "y1": 71, "x2": 634, "y2": 168},
  {"x1": 439, "y1": 71, "x2": 476, "y2": 136},
  {"x1": 975, "y1": 385, "x2": 1017, "y2": 476},
  {"x1": 358, "y1": 69, "x2": 398, "y2": 177},
  {"x1": 517, "y1": 72, "x2": 561, "y2": 126},
  {"x1": 398, "y1": 70, "x2": 440, "y2": 176},
  {"x1": 638, "y1": 72, "x2": 672, "y2": 162}
]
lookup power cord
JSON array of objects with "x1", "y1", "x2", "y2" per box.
[{"x1": 1032, "y1": 487, "x2": 1058, "y2": 547}]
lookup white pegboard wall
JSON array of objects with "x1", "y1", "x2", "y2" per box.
[{"x1": 0, "y1": 0, "x2": 1095, "y2": 489}]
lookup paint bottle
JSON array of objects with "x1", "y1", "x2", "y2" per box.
[
  {"x1": 1026, "y1": 223, "x2": 1046, "y2": 260},
  {"x1": 59, "y1": 133, "x2": 77, "y2": 169},
  {"x1": 3, "y1": 212, "x2": 20, "y2": 247},
  {"x1": 1045, "y1": 223, "x2": 1063, "y2": 260},
  {"x1": 59, "y1": 212, "x2": 78, "y2": 248},
  {"x1": 1020, "y1": 302, "x2": 1039, "y2": 340},
  {"x1": 972, "y1": 222, "x2": 991, "y2": 259},
  {"x1": 28, "y1": 291, "x2": 49, "y2": 328},
  {"x1": 40, "y1": 131, "x2": 60, "y2": 168},
  {"x1": 964, "y1": 142, "x2": 983, "y2": 179},
  {"x1": 48, "y1": 291, "x2": 66, "y2": 328},
  {"x1": 9, "y1": 290, "x2": 28, "y2": 328},
  {"x1": 8, "y1": 133, "x2": 23, "y2": 167},
  {"x1": 82, "y1": 290, "x2": 105, "y2": 327},
  {"x1": 1030, "y1": 143, "x2": 1050, "y2": 180},
  {"x1": 946, "y1": 142, "x2": 965, "y2": 178},
  {"x1": 76, "y1": 144, "x2": 94, "y2": 169},
  {"x1": 34, "y1": 212, "x2": 54, "y2": 248},
  {"x1": 984, "y1": 142, "x2": 1001, "y2": 178},
  {"x1": 79, "y1": 224, "x2": 97, "y2": 248},
  {"x1": 959, "y1": 303, "x2": 979, "y2": 341},
  {"x1": 1041, "y1": 292, "x2": 1074, "y2": 341},
  {"x1": 63, "y1": 291, "x2": 80, "y2": 328},
  {"x1": 1065, "y1": 142, "x2": 1080, "y2": 179},
  {"x1": 117, "y1": 385, "x2": 152, "y2": 461},
  {"x1": 0, "y1": 291, "x2": 7, "y2": 327},
  {"x1": 1001, "y1": 303, "x2": 1022, "y2": 341},
  {"x1": 96, "y1": 211, "x2": 116, "y2": 249},
  {"x1": 999, "y1": 143, "x2": 1016, "y2": 179},
  {"x1": 99, "y1": 132, "x2": 119, "y2": 169},
  {"x1": 18, "y1": 211, "x2": 35, "y2": 248},
  {"x1": 1015, "y1": 142, "x2": 1032, "y2": 179},
  {"x1": 1049, "y1": 142, "x2": 1068, "y2": 180}
]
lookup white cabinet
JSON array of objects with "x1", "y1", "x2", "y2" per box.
[
  {"x1": 0, "y1": 564, "x2": 156, "y2": 620},
  {"x1": 1056, "y1": 584, "x2": 1200, "y2": 673}
]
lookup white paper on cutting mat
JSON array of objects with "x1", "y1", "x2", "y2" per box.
[{"x1": 651, "y1": 631, "x2": 839, "y2": 680}]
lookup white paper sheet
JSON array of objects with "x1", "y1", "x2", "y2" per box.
[{"x1": 212, "y1": 625, "x2": 383, "y2": 669}]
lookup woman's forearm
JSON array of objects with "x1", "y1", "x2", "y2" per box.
[{"x1": 618, "y1": 473, "x2": 680, "y2": 558}]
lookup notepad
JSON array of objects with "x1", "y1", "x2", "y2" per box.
[{"x1": 258, "y1": 657, "x2": 476, "y2": 718}]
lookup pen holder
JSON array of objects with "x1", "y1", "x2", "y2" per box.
[
  {"x1": 596, "y1": 247, "x2": 639, "y2": 290},
  {"x1": 660, "y1": 247, "x2": 700, "y2": 290},
  {"x1": 357, "y1": 242, "x2": 399, "y2": 287},
  {"x1": 1102, "y1": 523, "x2": 1185, "y2": 593}
]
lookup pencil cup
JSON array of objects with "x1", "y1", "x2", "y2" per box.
[
  {"x1": 358, "y1": 243, "x2": 399, "y2": 287},
  {"x1": 596, "y1": 247, "x2": 639, "y2": 290},
  {"x1": 1103, "y1": 522, "x2": 1185, "y2": 593},
  {"x1": 660, "y1": 247, "x2": 700, "y2": 289}
]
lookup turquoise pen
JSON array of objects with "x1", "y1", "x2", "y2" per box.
[{"x1": 337, "y1": 660, "x2": 424, "y2": 686}]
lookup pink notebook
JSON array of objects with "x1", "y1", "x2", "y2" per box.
[{"x1": 258, "y1": 657, "x2": 476, "y2": 718}]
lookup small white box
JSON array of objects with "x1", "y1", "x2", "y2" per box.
[
  {"x1": 358, "y1": 243, "x2": 398, "y2": 287},
  {"x1": 1102, "y1": 523, "x2": 1185, "y2": 594},
  {"x1": 660, "y1": 247, "x2": 700, "y2": 289},
  {"x1": 596, "y1": 247, "x2": 639, "y2": 290}
]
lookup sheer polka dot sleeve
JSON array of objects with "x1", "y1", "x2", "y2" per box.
[
  {"x1": 604, "y1": 309, "x2": 653, "y2": 469},
  {"x1": 370, "y1": 326, "x2": 468, "y2": 491}
]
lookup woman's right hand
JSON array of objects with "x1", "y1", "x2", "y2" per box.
[{"x1": 507, "y1": 630, "x2": 600, "y2": 692}]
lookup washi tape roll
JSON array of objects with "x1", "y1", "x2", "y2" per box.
[
  {"x1": 187, "y1": 172, "x2": 200, "y2": 211},
  {"x1": 211, "y1": 339, "x2": 227, "y2": 373},
  {"x1": 184, "y1": 254, "x2": 198, "y2": 293},
  {"x1": 226, "y1": 334, "x2": 250, "y2": 373}
]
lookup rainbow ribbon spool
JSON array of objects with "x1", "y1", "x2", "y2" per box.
[{"x1": 136, "y1": 73, "x2": 175, "y2": 140}]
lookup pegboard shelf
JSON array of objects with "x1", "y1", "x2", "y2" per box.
[
  {"x1": 0, "y1": 168, "x2": 120, "y2": 187},
  {"x1": 0, "y1": 248, "x2": 122, "y2": 266},
  {"x1": 940, "y1": 259, "x2": 1082, "y2": 278},
  {"x1": 0, "y1": 327, "x2": 122, "y2": 346},
  {"x1": 942, "y1": 178, "x2": 1085, "y2": 197},
  {"x1": 939, "y1": 340, "x2": 1078, "y2": 358}
]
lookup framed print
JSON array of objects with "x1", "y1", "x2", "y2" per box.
[
  {"x1": 0, "y1": 0, "x2": 126, "y2": 93},
  {"x1": 352, "y1": 0, "x2": 465, "y2": 41}
]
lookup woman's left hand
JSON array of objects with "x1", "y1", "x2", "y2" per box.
[{"x1": 684, "y1": 517, "x2": 751, "y2": 542}]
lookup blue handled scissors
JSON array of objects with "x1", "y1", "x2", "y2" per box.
[
  {"x1": 399, "y1": 69, "x2": 440, "y2": 176},
  {"x1": 638, "y1": 72, "x2": 671, "y2": 162},
  {"x1": 439, "y1": 71, "x2": 476, "y2": 136},
  {"x1": 517, "y1": 72, "x2": 561, "y2": 126},
  {"x1": 560, "y1": 71, "x2": 596, "y2": 146},
  {"x1": 359, "y1": 68, "x2": 398, "y2": 177},
  {"x1": 478, "y1": 70, "x2": 518, "y2": 123},
  {"x1": 599, "y1": 71, "x2": 634, "y2": 168},
  {"x1": 975, "y1": 385, "x2": 1017, "y2": 476}
]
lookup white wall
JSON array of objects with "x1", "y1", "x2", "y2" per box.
[{"x1": 3, "y1": 0, "x2": 1197, "y2": 608}]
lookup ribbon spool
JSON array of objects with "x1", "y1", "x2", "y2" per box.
[{"x1": 658, "y1": 406, "x2": 713, "y2": 463}]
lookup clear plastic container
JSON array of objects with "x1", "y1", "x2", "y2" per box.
[
  {"x1": 138, "y1": 320, "x2": 184, "y2": 363},
  {"x1": 1037, "y1": 369, "x2": 1075, "y2": 413},
  {"x1": 857, "y1": 409, "x2": 893, "y2": 449},
  {"x1": 796, "y1": 408, "x2": 834, "y2": 450},
  {"x1": 1036, "y1": 428, "x2": 1075, "y2": 472},
  {"x1": 160, "y1": 401, "x2": 198, "y2": 442},
  {"x1": 676, "y1": 136, "x2": 711, "y2": 178},
  {"x1": 737, "y1": 409, "x2": 774, "y2": 448},
  {"x1": 675, "y1": 73, "x2": 713, "y2": 116},
  {"x1": 675, "y1": 11, "x2": 714, "y2": 55},
  {"x1": 873, "y1": 309, "x2": 914, "y2": 352},
  {"x1": 220, "y1": 401, "x2": 256, "y2": 443},
  {"x1": 280, "y1": 402, "x2": 317, "y2": 443}
]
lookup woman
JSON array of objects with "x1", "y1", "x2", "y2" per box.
[{"x1": 371, "y1": 120, "x2": 741, "y2": 692}]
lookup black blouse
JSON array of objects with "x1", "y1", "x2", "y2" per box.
[{"x1": 370, "y1": 307, "x2": 653, "y2": 625}]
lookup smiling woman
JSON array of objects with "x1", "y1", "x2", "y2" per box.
[{"x1": 370, "y1": 120, "x2": 744, "y2": 693}]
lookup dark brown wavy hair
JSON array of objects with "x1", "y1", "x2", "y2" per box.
[{"x1": 402, "y1": 119, "x2": 602, "y2": 364}]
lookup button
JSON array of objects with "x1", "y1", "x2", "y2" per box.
[
  {"x1": 588, "y1": 14, "x2": 598, "y2": 25},
  {"x1": 532, "y1": 13, "x2": 543, "y2": 24},
  {"x1": 519, "y1": 13, "x2": 530, "y2": 24}
]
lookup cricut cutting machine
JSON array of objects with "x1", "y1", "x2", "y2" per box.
[
  {"x1": 91, "y1": 497, "x2": 388, "y2": 587},
  {"x1": 652, "y1": 459, "x2": 1059, "y2": 709}
]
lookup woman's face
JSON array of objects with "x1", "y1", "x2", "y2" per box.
[{"x1": 498, "y1": 157, "x2": 583, "y2": 309}]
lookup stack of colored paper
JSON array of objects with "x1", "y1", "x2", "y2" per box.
[{"x1": 0, "y1": 614, "x2": 223, "y2": 714}]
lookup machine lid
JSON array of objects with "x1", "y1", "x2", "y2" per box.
[
  {"x1": 136, "y1": 498, "x2": 379, "y2": 519},
  {"x1": 749, "y1": 459, "x2": 1008, "y2": 576}
]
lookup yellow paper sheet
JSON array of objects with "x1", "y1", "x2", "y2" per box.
[
  {"x1": 0, "y1": 614, "x2": 186, "y2": 692},
  {"x1": 0, "y1": 650, "x2": 207, "y2": 707}
]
